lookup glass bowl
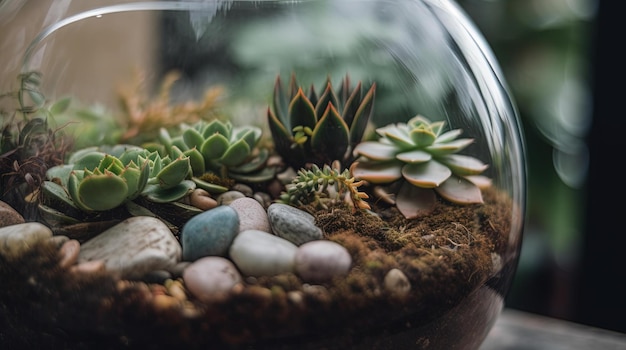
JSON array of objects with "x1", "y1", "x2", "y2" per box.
[{"x1": 0, "y1": 1, "x2": 526, "y2": 349}]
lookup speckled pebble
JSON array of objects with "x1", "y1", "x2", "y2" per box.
[
  {"x1": 229, "y1": 197, "x2": 271, "y2": 233},
  {"x1": 181, "y1": 206, "x2": 239, "y2": 261},
  {"x1": 229, "y1": 229, "x2": 297, "y2": 276},
  {"x1": 0, "y1": 201, "x2": 25, "y2": 228},
  {"x1": 267, "y1": 203, "x2": 323, "y2": 246},
  {"x1": 78, "y1": 216, "x2": 181, "y2": 279},
  {"x1": 295, "y1": 240, "x2": 351, "y2": 282},
  {"x1": 0, "y1": 222, "x2": 52, "y2": 259},
  {"x1": 383, "y1": 268, "x2": 411, "y2": 297},
  {"x1": 183, "y1": 256, "x2": 242, "y2": 302}
]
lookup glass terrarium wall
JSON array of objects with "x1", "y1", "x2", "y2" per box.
[{"x1": 1, "y1": 1, "x2": 526, "y2": 348}]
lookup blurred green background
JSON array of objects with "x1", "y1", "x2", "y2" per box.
[{"x1": 456, "y1": 0, "x2": 597, "y2": 325}]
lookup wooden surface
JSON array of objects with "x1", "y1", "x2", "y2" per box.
[{"x1": 481, "y1": 308, "x2": 626, "y2": 349}]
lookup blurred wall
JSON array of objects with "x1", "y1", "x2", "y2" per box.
[{"x1": 0, "y1": 1, "x2": 158, "y2": 110}]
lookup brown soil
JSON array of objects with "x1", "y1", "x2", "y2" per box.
[{"x1": 0, "y1": 187, "x2": 513, "y2": 350}]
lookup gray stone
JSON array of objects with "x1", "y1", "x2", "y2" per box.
[
  {"x1": 229, "y1": 229, "x2": 297, "y2": 276},
  {"x1": 78, "y1": 216, "x2": 181, "y2": 279},
  {"x1": 295, "y1": 240, "x2": 351, "y2": 282},
  {"x1": 267, "y1": 203, "x2": 323, "y2": 245},
  {"x1": 0, "y1": 222, "x2": 52, "y2": 259},
  {"x1": 181, "y1": 205, "x2": 239, "y2": 261}
]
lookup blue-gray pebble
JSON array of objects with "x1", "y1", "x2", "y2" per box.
[
  {"x1": 182, "y1": 205, "x2": 239, "y2": 261},
  {"x1": 267, "y1": 203, "x2": 323, "y2": 246}
]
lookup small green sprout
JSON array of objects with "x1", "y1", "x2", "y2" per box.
[{"x1": 279, "y1": 163, "x2": 370, "y2": 211}]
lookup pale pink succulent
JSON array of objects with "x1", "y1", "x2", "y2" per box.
[{"x1": 351, "y1": 115, "x2": 490, "y2": 219}]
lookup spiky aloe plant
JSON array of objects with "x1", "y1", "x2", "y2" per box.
[
  {"x1": 351, "y1": 115, "x2": 490, "y2": 219},
  {"x1": 267, "y1": 73, "x2": 376, "y2": 169}
]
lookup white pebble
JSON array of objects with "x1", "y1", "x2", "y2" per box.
[
  {"x1": 229, "y1": 229, "x2": 297, "y2": 276},
  {"x1": 384, "y1": 268, "x2": 411, "y2": 297}
]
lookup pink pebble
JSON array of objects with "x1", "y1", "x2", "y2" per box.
[
  {"x1": 58, "y1": 239, "x2": 80, "y2": 268},
  {"x1": 229, "y1": 197, "x2": 271, "y2": 233}
]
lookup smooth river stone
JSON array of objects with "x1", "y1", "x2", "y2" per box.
[
  {"x1": 229, "y1": 197, "x2": 271, "y2": 233},
  {"x1": 183, "y1": 256, "x2": 242, "y2": 302},
  {"x1": 0, "y1": 222, "x2": 52, "y2": 259},
  {"x1": 294, "y1": 240, "x2": 352, "y2": 283},
  {"x1": 78, "y1": 216, "x2": 181, "y2": 279},
  {"x1": 181, "y1": 205, "x2": 239, "y2": 261},
  {"x1": 0, "y1": 201, "x2": 25, "y2": 228},
  {"x1": 267, "y1": 203, "x2": 323, "y2": 246},
  {"x1": 229, "y1": 229, "x2": 297, "y2": 276}
]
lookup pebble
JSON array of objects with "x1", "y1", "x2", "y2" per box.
[
  {"x1": 232, "y1": 183, "x2": 253, "y2": 197},
  {"x1": 189, "y1": 188, "x2": 218, "y2": 210},
  {"x1": 48, "y1": 235, "x2": 70, "y2": 248},
  {"x1": 383, "y1": 268, "x2": 411, "y2": 297},
  {"x1": 229, "y1": 229, "x2": 297, "y2": 276},
  {"x1": 142, "y1": 270, "x2": 174, "y2": 284},
  {"x1": 181, "y1": 205, "x2": 239, "y2": 261},
  {"x1": 267, "y1": 203, "x2": 323, "y2": 246},
  {"x1": 295, "y1": 240, "x2": 352, "y2": 282},
  {"x1": 229, "y1": 197, "x2": 271, "y2": 233},
  {"x1": 216, "y1": 191, "x2": 245, "y2": 205},
  {"x1": 58, "y1": 239, "x2": 80, "y2": 268},
  {"x1": 253, "y1": 192, "x2": 272, "y2": 208},
  {"x1": 183, "y1": 256, "x2": 242, "y2": 302},
  {"x1": 0, "y1": 201, "x2": 25, "y2": 228},
  {"x1": 0, "y1": 222, "x2": 52, "y2": 259},
  {"x1": 71, "y1": 259, "x2": 105, "y2": 274},
  {"x1": 78, "y1": 216, "x2": 181, "y2": 279}
]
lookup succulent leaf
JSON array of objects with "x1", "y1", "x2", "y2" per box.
[
  {"x1": 438, "y1": 154, "x2": 489, "y2": 176},
  {"x1": 310, "y1": 104, "x2": 350, "y2": 162},
  {"x1": 395, "y1": 181, "x2": 437, "y2": 219},
  {"x1": 352, "y1": 141, "x2": 397, "y2": 161},
  {"x1": 201, "y1": 133, "x2": 230, "y2": 160},
  {"x1": 435, "y1": 175, "x2": 483, "y2": 204},
  {"x1": 155, "y1": 156, "x2": 190, "y2": 189},
  {"x1": 183, "y1": 127, "x2": 205, "y2": 150},
  {"x1": 401, "y1": 161, "x2": 451, "y2": 188},
  {"x1": 395, "y1": 150, "x2": 432, "y2": 163},
  {"x1": 143, "y1": 179, "x2": 195, "y2": 203},
  {"x1": 350, "y1": 161, "x2": 403, "y2": 184},
  {"x1": 289, "y1": 88, "x2": 317, "y2": 132},
  {"x1": 426, "y1": 138, "x2": 474, "y2": 156},
  {"x1": 71, "y1": 171, "x2": 129, "y2": 211},
  {"x1": 220, "y1": 138, "x2": 251, "y2": 167}
]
